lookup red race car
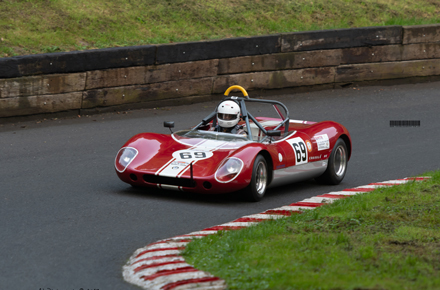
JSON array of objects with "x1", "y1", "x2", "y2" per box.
[{"x1": 115, "y1": 85, "x2": 352, "y2": 201}]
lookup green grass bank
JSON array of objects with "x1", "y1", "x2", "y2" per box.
[
  {"x1": 183, "y1": 172, "x2": 440, "y2": 290},
  {"x1": 1, "y1": 0, "x2": 440, "y2": 58}
]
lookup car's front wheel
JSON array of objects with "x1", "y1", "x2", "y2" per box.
[
  {"x1": 316, "y1": 138, "x2": 348, "y2": 185},
  {"x1": 245, "y1": 154, "x2": 268, "y2": 202}
]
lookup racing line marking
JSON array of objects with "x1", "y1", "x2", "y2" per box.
[{"x1": 122, "y1": 176, "x2": 431, "y2": 290}]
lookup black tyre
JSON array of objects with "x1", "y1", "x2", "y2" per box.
[
  {"x1": 315, "y1": 138, "x2": 348, "y2": 185},
  {"x1": 245, "y1": 155, "x2": 268, "y2": 202}
]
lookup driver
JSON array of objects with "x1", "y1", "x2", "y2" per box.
[{"x1": 212, "y1": 100, "x2": 246, "y2": 135}]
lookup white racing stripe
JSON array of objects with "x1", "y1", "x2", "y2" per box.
[
  {"x1": 157, "y1": 140, "x2": 227, "y2": 179},
  {"x1": 158, "y1": 161, "x2": 190, "y2": 178},
  {"x1": 155, "y1": 158, "x2": 176, "y2": 176},
  {"x1": 155, "y1": 139, "x2": 207, "y2": 176}
]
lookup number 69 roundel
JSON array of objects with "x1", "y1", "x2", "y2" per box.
[
  {"x1": 287, "y1": 137, "x2": 308, "y2": 165},
  {"x1": 172, "y1": 149, "x2": 214, "y2": 161}
]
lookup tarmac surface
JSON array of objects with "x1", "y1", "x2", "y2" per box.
[{"x1": 1, "y1": 81, "x2": 439, "y2": 290}]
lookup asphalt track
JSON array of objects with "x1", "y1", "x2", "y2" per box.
[{"x1": 1, "y1": 81, "x2": 439, "y2": 290}]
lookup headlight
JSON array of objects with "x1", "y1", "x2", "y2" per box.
[
  {"x1": 115, "y1": 147, "x2": 138, "y2": 173},
  {"x1": 215, "y1": 157, "x2": 244, "y2": 183}
]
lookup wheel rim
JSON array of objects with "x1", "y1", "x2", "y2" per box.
[
  {"x1": 255, "y1": 162, "x2": 267, "y2": 195},
  {"x1": 333, "y1": 145, "x2": 347, "y2": 177}
]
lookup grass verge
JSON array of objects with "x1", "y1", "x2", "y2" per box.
[
  {"x1": 183, "y1": 171, "x2": 440, "y2": 290},
  {"x1": 1, "y1": 0, "x2": 440, "y2": 57}
]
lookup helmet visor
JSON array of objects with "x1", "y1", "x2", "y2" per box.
[{"x1": 218, "y1": 113, "x2": 238, "y2": 121}]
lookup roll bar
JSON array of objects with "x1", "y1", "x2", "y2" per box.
[{"x1": 195, "y1": 86, "x2": 290, "y2": 142}]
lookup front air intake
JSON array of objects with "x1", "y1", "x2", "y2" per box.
[{"x1": 143, "y1": 174, "x2": 196, "y2": 188}]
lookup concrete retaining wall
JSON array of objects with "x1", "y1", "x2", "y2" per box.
[{"x1": 1, "y1": 24, "x2": 439, "y2": 118}]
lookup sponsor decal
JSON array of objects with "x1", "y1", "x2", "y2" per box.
[
  {"x1": 309, "y1": 155, "x2": 322, "y2": 161},
  {"x1": 168, "y1": 161, "x2": 191, "y2": 172},
  {"x1": 287, "y1": 137, "x2": 308, "y2": 165},
  {"x1": 171, "y1": 161, "x2": 190, "y2": 166},
  {"x1": 306, "y1": 140, "x2": 312, "y2": 152},
  {"x1": 315, "y1": 134, "x2": 330, "y2": 151}
]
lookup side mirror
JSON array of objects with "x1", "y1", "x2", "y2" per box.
[
  {"x1": 266, "y1": 130, "x2": 281, "y2": 143},
  {"x1": 164, "y1": 121, "x2": 175, "y2": 133},
  {"x1": 164, "y1": 121, "x2": 175, "y2": 128},
  {"x1": 267, "y1": 130, "x2": 281, "y2": 137}
]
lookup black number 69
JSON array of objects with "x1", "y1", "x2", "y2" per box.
[
  {"x1": 293, "y1": 141, "x2": 307, "y2": 162},
  {"x1": 179, "y1": 152, "x2": 206, "y2": 159}
]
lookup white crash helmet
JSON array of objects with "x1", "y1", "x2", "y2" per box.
[{"x1": 217, "y1": 100, "x2": 241, "y2": 128}]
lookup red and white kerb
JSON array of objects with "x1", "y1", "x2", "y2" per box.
[{"x1": 123, "y1": 176, "x2": 431, "y2": 290}]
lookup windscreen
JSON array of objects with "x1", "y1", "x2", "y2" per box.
[{"x1": 175, "y1": 130, "x2": 250, "y2": 142}]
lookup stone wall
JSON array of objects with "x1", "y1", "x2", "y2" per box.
[{"x1": 1, "y1": 25, "x2": 439, "y2": 118}]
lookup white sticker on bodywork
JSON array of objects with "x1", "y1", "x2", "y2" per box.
[
  {"x1": 315, "y1": 134, "x2": 330, "y2": 151},
  {"x1": 158, "y1": 150, "x2": 214, "y2": 177},
  {"x1": 157, "y1": 141, "x2": 224, "y2": 178},
  {"x1": 172, "y1": 150, "x2": 214, "y2": 161},
  {"x1": 287, "y1": 137, "x2": 308, "y2": 165}
]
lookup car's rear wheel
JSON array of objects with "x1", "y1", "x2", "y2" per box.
[
  {"x1": 315, "y1": 138, "x2": 348, "y2": 185},
  {"x1": 245, "y1": 154, "x2": 268, "y2": 202}
]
